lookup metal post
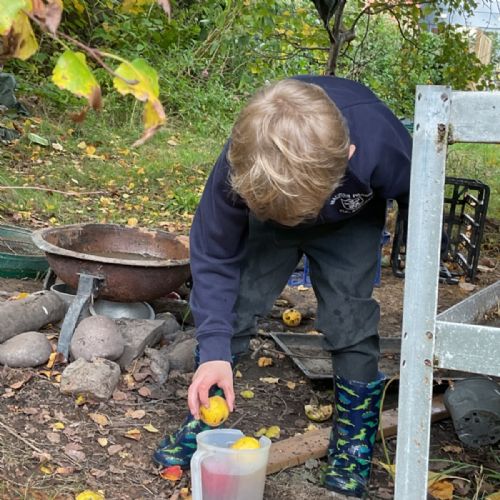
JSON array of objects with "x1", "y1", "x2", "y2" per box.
[{"x1": 394, "y1": 86, "x2": 451, "y2": 500}]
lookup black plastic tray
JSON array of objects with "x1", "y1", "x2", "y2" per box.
[{"x1": 270, "y1": 332, "x2": 401, "y2": 379}]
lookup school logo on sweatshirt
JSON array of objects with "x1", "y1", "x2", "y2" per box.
[{"x1": 329, "y1": 192, "x2": 373, "y2": 213}]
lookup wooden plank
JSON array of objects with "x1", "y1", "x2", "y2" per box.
[{"x1": 266, "y1": 394, "x2": 448, "y2": 475}]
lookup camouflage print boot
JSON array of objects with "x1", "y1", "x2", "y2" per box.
[
  {"x1": 153, "y1": 348, "x2": 235, "y2": 469},
  {"x1": 324, "y1": 373, "x2": 385, "y2": 498}
]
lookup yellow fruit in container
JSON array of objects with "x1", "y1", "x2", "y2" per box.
[
  {"x1": 282, "y1": 308, "x2": 302, "y2": 327},
  {"x1": 230, "y1": 436, "x2": 261, "y2": 450},
  {"x1": 199, "y1": 395, "x2": 230, "y2": 427}
]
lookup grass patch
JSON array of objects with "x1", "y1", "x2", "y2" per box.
[
  {"x1": 0, "y1": 109, "x2": 231, "y2": 230},
  {"x1": 447, "y1": 144, "x2": 500, "y2": 220}
]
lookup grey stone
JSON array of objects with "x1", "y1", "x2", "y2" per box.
[
  {"x1": 154, "y1": 312, "x2": 181, "y2": 342},
  {"x1": 70, "y1": 315, "x2": 124, "y2": 362},
  {"x1": 166, "y1": 337, "x2": 197, "y2": 373},
  {"x1": 0, "y1": 331, "x2": 52, "y2": 367},
  {"x1": 60, "y1": 357, "x2": 121, "y2": 400},
  {"x1": 115, "y1": 319, "x2": 167, "y2": 370},
  {"x1": 145, "y1": 346, "x2": 170, "y2": 384}
]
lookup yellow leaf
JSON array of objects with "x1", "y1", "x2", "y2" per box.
[
  {"x1": 97, "y1": 437, "x2": 108, "y2": 447},
  {"x1": 240, "y1": 389, "x2": 255, "y2": 399},
  {"x1": 39, "y1": 464, "x2": 53, "y2": 475},
  {"x1": 304, "y1": 404, "x2": 333, "y2": 422},
  {"x1": 143, "y1": 423, "x2": 159, "y2": 433},
  {"x1": 124, "y1": 428, "x2": 141, "y2": 441},
  {"x1": 70, "y1": 0, "x2": 85, "y2": 14},
  {"x1": 254, "y1": 427, "x2": 267, "y2": 437},
  {"x1": 52, "y1": 50, "x2": 102, "y2": 110},
  {"x1": 113, "y1": 58, "x2": 165, "y2": 145},
  {"x1": 4, "y1": 10, "x2": 37, "y2": 61},
  {"x1": 75, "y1": 491, "x2": 105, "y2": 500},
  {"x1": 75, "y1": 394, "x2": 86, "y2": 406},
  {"x1": 77, "y1": 141, "x2": 87, "y2": 149},
  {"x1": 52, "y1": 422, "x2": 65, "y2": 430},
  {"x1": 265, "y1": 426, "x2": 281, "y2": 439},
  {"x1": 0, "y1": 0, "x2": 27, "y2": 35},
  {"x1": 10, "y1": 291, "x2": 30, "y2": 300},
  {"x1": 88, "y1": 413, "x2": 110, "y2": 427},
  {"x1": 428, "y1": 480, "x2": 454, "y2": 500},
  {"x1": 286, "y1": 381, "x2": 296, "y2": 390},
  {"x1": 235, "y1": 370, "x2": 243, "y2": 378},
  {"x1": 86, "y1": 145, "x2": 96, "y2": 155},
  {"x1": 257, "y1": 357, "x2": 273, "y2": 367},
  {"x1": 127, "y1": 217, "x2": 138, "y2": 227}
]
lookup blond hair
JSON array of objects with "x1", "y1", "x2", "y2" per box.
[{"x1": 228, "y1": 79, "x2": 350, "y2": 226}]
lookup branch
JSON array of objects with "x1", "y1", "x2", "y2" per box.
[{"x1": 25, "y1": 11, "x2": 138, "y2": 86}]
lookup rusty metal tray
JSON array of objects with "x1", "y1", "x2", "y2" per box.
[{"x1": 270, "y1": 333, "x2": 401, "y2": 379}]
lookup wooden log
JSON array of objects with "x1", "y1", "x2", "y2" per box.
[
  {"x1": 0, "y1": 291, "x2": 66, "y2": 343},
  {"x1": 266, "y1": 394, "x2": 448, "y2": 475}
]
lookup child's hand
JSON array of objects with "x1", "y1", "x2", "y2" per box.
[{"x1": 188, "y1": 360, "x2": 234, "y2": 419}]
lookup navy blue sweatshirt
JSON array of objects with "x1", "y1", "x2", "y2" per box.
[{"x1": 189, "y1": 76, "x2": 412, "y2": 364}]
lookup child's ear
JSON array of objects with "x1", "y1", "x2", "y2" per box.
[{"x1": 348, "y1": 144, "x2": 356, "y2": 159}]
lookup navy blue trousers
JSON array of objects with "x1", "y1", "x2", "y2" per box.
[{"x1": 231, "y1": 200, "x2": 386, "y2": 382}]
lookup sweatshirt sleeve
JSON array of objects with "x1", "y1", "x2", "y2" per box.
[
  {"x1": 189, "y1": 143, "x2": 249, "y2": 364},
  {"x1": 352, "y1": 103, "x2": 412, "y2": 214}
]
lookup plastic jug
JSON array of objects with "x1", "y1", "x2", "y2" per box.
[{"x1": 191, "y1": 429, "x2": 271, "y2": 500}]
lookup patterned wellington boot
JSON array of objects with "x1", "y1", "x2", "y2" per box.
[
  {"x1": 324, "y1": 373, "x2": 385, "y2": 498},
  {"x1": 153, "y1": 348, "x2": 236, "y2": 469}
]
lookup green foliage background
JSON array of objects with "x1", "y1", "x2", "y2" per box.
[{"x1": 6, "y1": 0, "x2": 496, "y2": 138}]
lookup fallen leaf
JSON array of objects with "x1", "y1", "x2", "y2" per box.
[
  {"x1": 85, "y1": 145, "x2": 96, "y2": 155},
  {"x1": 259, "y1": 377, "x2": 279, "y2": 384},
  {"x1": 240, "y1": 389, "x2": 255, "y2": 399},
  {"x1": 264, "y1": 425, "x2": 281, "y2": 439},
  {"x1": 441, "y1": 444, "x2": 462, "y2": 453},
  {"x1": 458, "y1": 280, "x2": 476, "y2": 292},
  {"x1": 77, "y1": 141, "x2": 87, "y2": 149},
  {"x1": 9, "y1": 372, "x2": 32, "y2": 389},
  {"x1": 107, "y1": 444, "x2": 123, "y2": 455},
  {"x1": 88, "y1": 413, "x2": 110, "y2": 427},
  {"x1": 304, "y1": 404, "x2": 333, "y2": 422},
  {"x1": 487, "y1": 493, "x2": 500, "y2": 500},
  {"x1": 235, "y1": 370, "x2": 243, "y2": 378},
  {"x1": 257, "y1": 357, "x2": 273, "y2": 367},
  {"x1": 97, "y1": 437, "x2": 108, "y2": 447},
  {"x1": 9, "y1": 292, "x2": 30, "y2": 300},
  {"x1": 75, "y1": 491, "x2": 105, "y2": 500},
  {"x1": 125, "y1": 408, "x2": 146, "y2": 419},
  {"x1": 124, "y1": 428, "x2": 141, "y2": 441},
  {"x1": 179, "y1": 487, "x2": 191, "y2": 499},
  {"x1": 55, "y1": 466, "x2": 75, "y2": 475},
  {"x1": 52, "y1": 422, "x2": 65, "y2": 431},
  {"x1": 143, "y1": 423, "x2": 159, "y2": 433},
  {"x1": 127, "y1": 217, "x2": 138, "y2": 227},
  {"x1": 428, "y1": 480, "x2": 454, "y2": 500},
  {"x1": 64, "y1": 443, "x2": 86, "y2": 462},
  {"x1": 138, "y1": 386, "x2": 151, "y2": 397},
  {"x1": 286, "y1": 381, "x2": 296, "y2": 390},
  {"x1": 39, "y1": 464, "x2": 53, "y2": 475},
  {"x1": 160, "y1": 465, "x2": 183, "y2": 481},
  {"x1": 75, "y1": 394, "x2": 86, "y2": 406},
  {"x1": 112, "y1": 390, "x2": 128, "y2": 401},
  {"x1": 51, "y1": 142, "x2": 64, "y2": 151},
  {"x1": 27, "y1": 134, "x2": 49, "y2": 146},
  {"x1": 46, "y1": 432, "x2": 61, "y2": 444}
]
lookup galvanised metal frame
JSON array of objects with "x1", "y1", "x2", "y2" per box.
[{"x1": 394, "y1": 86, "x2": 500, "y2": 500}]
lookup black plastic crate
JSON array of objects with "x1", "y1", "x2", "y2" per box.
[{"x1": 391, "y1": 177, "x2": 490, "y2": 283}]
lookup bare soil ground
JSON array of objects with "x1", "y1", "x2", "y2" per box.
[{"x1": 0, "y1": 242, "x2": 499, "y2": 499}]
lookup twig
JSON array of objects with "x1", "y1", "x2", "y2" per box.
[
  {"x1": 0, "y1": 186, "x2": 107, "y2": 196},
  {"x1": 0, "y1": 418, "x2": 45, "y2": 455}
]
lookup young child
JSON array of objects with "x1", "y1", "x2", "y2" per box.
[{"x1": 154, "y1": 76, "x2": 412, "y2": 497}]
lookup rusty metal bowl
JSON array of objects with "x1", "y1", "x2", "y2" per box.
[{"x1": 32, "y1": 224, "x2": 190, "y2": 302}]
